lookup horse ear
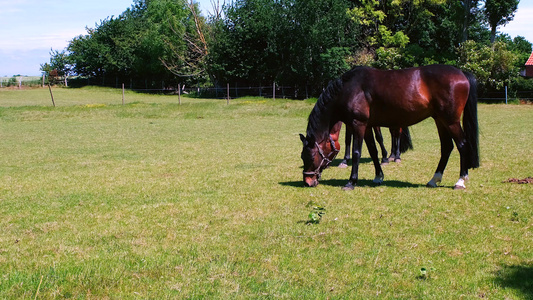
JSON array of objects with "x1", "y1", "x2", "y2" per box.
[{"x1": 299, "y1": 134, "x2": 306, "y2": 144}]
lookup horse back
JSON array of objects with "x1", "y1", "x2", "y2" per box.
[{"x1": 340, "y1": 65, "x2": 469, "y2": 127}]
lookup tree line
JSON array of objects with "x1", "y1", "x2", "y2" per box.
[{"x1": 41, "y1": 0, "x2": 533, "y2": 98}]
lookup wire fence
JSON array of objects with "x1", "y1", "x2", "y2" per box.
[
  {"x1": 479, "y1": 90, "x2": 533, "y2": 103},
  {"x1": 2, "y1": 76, "x2": 533, "y2": 103}
]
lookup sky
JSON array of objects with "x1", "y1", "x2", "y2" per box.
[{"x1": 0, "y1": 0, "x2": 531, "y2": 77}]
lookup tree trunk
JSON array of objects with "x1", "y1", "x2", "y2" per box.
[
  {"x1": 490, "y1": 25, "x2": 497, "y2": 44},
  {"x1": 462, "y1": 0, "x2": 471, "y2": 42}
]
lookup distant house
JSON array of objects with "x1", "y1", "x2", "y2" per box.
[{"x1": 526, "y1": 51, "x2": 533, "y2": 77}]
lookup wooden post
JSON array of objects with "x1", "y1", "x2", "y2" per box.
[
  {"x1": 122, "y1": 83, "x2": 125, "y2": 105},
  {"x1": 178, "y1": 83, "x2": 181, "y2": 105},
  {"x1": 273, "y1": 82, "x2": 276, "y2": 100},
  {"x1": 227, "y1": 83, "x2": 230, "y2": 105},
  {"x1": 48, "y1": 84, "x2": 55, "y2": 107}
]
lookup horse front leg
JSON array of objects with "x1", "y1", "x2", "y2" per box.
[
  {"x1": 342, "y1": 125, "x2": 365, "y2": 191},
  {"x1": 339, "y1": 126, "x2": 352, "y2": 168},
  {"x1": 366, "y1": 127, "x2": 384, "y2": 185}
]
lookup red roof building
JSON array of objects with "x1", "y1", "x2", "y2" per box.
[{"x1": 526, "y1": 51, "x2": 533, "y2": 77}]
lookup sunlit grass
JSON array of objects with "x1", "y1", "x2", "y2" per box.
[{"x1": 0, "y1": 89, "x2": 531, "y2": 298}]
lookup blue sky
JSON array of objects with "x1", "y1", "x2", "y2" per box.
[{"x1": 0, "y1": 0, "x2": 531, "y2": 76}]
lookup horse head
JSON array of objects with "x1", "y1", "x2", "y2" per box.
[{"x1": 300, "y1": 133, "x2": 340, "y2": 187}]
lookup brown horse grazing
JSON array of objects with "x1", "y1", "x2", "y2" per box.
[
  {"x1": 339, "y1": 126, "x2": 412, "y2": 168},
  {"x1": 300, "y1": 65, "x2": 479, "y2": 190}
]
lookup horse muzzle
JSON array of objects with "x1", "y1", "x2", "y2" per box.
[{"x1": 303, "y1": 173, "x2": 320, "y2": 187}]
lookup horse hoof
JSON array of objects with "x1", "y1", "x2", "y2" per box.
[
  {"x1": 338, "y1": 162, "x2": 348, "y2": 169},
  {"x1": 426, "y1": 182, "x2": 437, "y2": 188},
  {"x1": 394, "y1": 159, "x2": 401, "y2": 163},
  {"x1": 342, "y1": 183, "x2": 355, "y2": 191},
  {"x1": 453, "y1": 185, "x2": 466, "y2": 190},
  {"x1": 373, "y1": 177, "x2": 384, "y2": 185}
]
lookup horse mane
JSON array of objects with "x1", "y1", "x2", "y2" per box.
[{"x1": 306, "y1": 78, "x2": 343, "y2": 139}]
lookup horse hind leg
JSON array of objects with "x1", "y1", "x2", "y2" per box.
[
  {"x1": 427, "y1": 122, "x2": 454, "y2": 188},
  {"x1": 373, "y1": 127, "x2": 389, "y2": 164},
  {"x1": 388, "y1": 127, "x2": 402, "y2": 163},
  {"x1": 448, "y1": 122, "x2": 471, "y2": 190}
]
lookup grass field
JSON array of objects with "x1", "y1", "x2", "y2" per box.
[{"x1": 1, "y1": 87, "x2": 532, "y2": 298}]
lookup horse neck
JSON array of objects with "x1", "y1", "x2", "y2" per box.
[
  {"x1": 306, "y1": 110, "x2": 340, "y2": 144},
  {"x1": 306, "y1": 78, "x2": 343, "y2": 143}
]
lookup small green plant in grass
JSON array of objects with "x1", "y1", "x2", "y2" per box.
[
  {"x1": 418, "y1": 267, "x2": 436, "y2": 280},
  {"x1": 305, "y1": 201, "x2": 326, "y2": 224}
]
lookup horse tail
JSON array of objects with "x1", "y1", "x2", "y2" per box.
[
  {"x1": 399, "y1": 127, "x2": 413, "y2": 153},
  {"x1": 462, "y1": 71, "x2": 480, "y2": 169}
]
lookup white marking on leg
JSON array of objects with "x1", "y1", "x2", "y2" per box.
[
  {"x1": 454, "y1": 176, "x2": 467, "y2": 190},
  {"x1": 427, "y1": 172, "x2": 443, "y2": 187}
]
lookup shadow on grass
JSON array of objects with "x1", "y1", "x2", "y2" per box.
[
  {"x1": 288, "y1": 157, "x2": 425, "y2": 188},
  {"x1": 279, "y1": 179, "x2": 425, "y2": 188},
  {"x1": 494, "y1": 264, "x2": 533, "y2": 299}
]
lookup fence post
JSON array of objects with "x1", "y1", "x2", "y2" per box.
[
  {"x1": 122, "y1": 83, "x2": 125, "y2": 105},
  {"x1": 48, "y1": 84, "x2": 56, "y2": 107},
  {"x1": 505, "y1": 86, "x2": 508, "y2": 104},
  {"x1": 227, "y1": 83, "x2": 230, "y2": 105},
  {"x1": 273, "y1": 82, "x2": 276, "y2": 100},
  {"x1": 178, "y1": 84, "x2": 181, "y2": 105}
]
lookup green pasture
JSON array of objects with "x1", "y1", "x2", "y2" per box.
[{"x1": 0, "y1": 87, "x2": 532, "y2": 298}]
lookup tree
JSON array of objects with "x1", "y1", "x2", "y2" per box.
[
  {"x1": 483, "y1": 0, "x2": 519, "y2": 43},
  {"x1": 67, "y1": 0, "x2": 199, "y2": 87},
  {"x1": 40, "y1": 49, "x2": 72, "y2": 86},
  {"x1": 149, "y1": 0, "x2": 208, "y2": 81},
  {"x1": 209, "y1": 0, "x2": 358, "y2": 94},
  {"x1": 460, "y1": 0, "x2": 481, "y2": 42},
  {"x1": 347, "y1": 0, "x2": 468, "y2": 68},
  {"x1": 457, "y1": 39, "x2": 518, "y2": 91}
]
